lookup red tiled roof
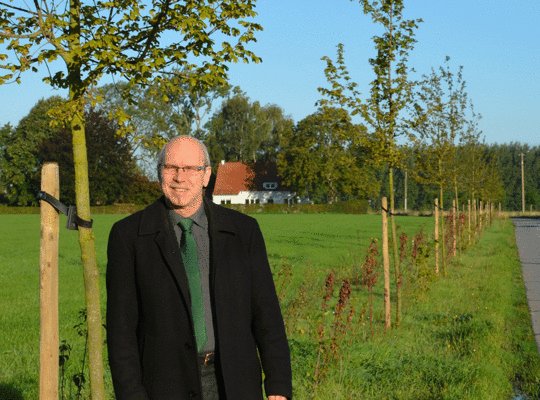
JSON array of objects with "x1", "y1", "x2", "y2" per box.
[{"x1": 213, "y1": 162, "x2": 289, "y2": 195}]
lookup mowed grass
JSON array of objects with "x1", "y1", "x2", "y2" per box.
[
  {"x1": 0, "y1": 212, "x2": 428, "y2": 399},
  {"x1": 2, "y1": 212, "x2": 539, "y2": 399}
]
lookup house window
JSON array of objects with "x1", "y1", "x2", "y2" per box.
[
  {"x1": 267, "y1": 199, "x2": 274, "y2": 204},
  {"x1": 245, "y1": 199, "x2": 250, "y2": 204},
  {"x1": 262, "y1": 182, "x2": 278, "y2": 190},
  {"x1": 221, "y1": 200, "x2": 225, "y2": 205},
  {"x1": 251, "y1": 199, "x2": 255, "y2": 204},
  {"x1": 226, "y1": 200, "x2": 231, "y2": 205},
  {"x1": 255, "y1": 199, "x2": 260, "y2": 204}
]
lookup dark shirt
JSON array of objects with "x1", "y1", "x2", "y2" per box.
[{"x1": 168, "y1": 205, "x2": 215, "y2": 353}]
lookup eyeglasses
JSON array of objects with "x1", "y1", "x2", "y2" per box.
[{"x1": 161, "y1": 164, "x2": 207, "y2": 176}]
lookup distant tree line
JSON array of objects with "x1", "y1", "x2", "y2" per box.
[{"x1": 0, "y1": 86, "x2": 537, "y2": 209}]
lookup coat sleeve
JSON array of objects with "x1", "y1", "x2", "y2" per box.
[
  {"x1": 106, "y1": 222, "x2": 150, "y2": 400},
  {"x1": 248, "y1": 221, "x2": 293, "y2": 400}
]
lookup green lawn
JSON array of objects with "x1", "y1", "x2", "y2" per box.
[{"x1": 1, "y1": 213, "x2": 538, "y2": 399}]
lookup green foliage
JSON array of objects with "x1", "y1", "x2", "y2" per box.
[
  {"x1": 38, "y1": 107, "x2": 139, "y2": 205},
  {"x1": 318, "y1": 0, "x2": 422, "y2": 168},
  {"x1": 0, "y1": 97, "x2": 65, "y2": 205},
  {"x1": 0, "y1": 100, "x2": 154, "y2": 206},
  {"x1": 0, "y1": 0, "x2": 262, "y2": 117},
  {"x1": 99, "y1": 79, "x2": 234, "y2": 177},
  {"x1": 487, "y1": 142, "x2": 540, "y2": 210},
  {"x1": 410, "y1": 59, "x2": 468, "y2": 208},
  {"x1": 204, "y1": 91, "x2": 293, "y2": 169},
  {"x1": 278, "y1": 106, "x2": 379, "y2": 203}
]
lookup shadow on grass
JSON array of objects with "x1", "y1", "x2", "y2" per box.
[{"x1": 0, "y1": 383, "x2": 24, "y2": 400}]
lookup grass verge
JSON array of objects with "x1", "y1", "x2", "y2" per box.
[{"x1": 284, "y1": 218, "x2": 540, "y2": 399}]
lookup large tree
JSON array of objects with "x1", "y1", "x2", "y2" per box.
[
  {"x1": 204, "y1": 91, "x2": 293, "y2": 169},
  {"x1": 99, "y1": 78, "x2": 234, "y2": 177},
  {"x1": 0, "y1": 96, "x2": 65, "y2": 205},
  {"x1": 0, "y1": 1, "x2": 262, "y2": 396},
  {"x1": 278, "y1": 106, "x2": 379, "y2": 203},
  {"x1": 38, "y1": 107, "x2": 139, "y2": 205}
]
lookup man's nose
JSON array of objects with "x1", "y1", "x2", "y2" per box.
[{"x1": 172, "y1": 172, "x2": 186, "y2": 182}]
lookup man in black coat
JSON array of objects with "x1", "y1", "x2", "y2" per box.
[{"x1": 106, "y1": 136, "x2": 292, "y2": 400}]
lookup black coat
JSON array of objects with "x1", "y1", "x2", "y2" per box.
[{"x1": 106, "y1": 197, "x2": 292, "y2": 400}]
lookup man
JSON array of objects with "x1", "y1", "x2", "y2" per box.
[{"x1": 106, "y1": 136, "x2": 292, "y2": 400}]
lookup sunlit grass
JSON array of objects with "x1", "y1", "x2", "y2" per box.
[{"x1": 1, "y1": 214, "x2": 538, "y2": 399}]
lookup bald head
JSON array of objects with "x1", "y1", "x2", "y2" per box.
[
  {"x1": 157, "y1": 136, "x2": 210, "y2": 183},
  {"x1": 158, "y1": 136, "x2": 212, "y2": 216}
]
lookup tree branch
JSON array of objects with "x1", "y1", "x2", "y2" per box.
[
  {"x1": 0, "y1": 1, "x2": 37, "y2": 14},
  {"x1": 135, "y1": 0, "x2": 171, "y2": 63},
  {"x1": 0, "y1": 29, "x2": 43, "y2": 38}
]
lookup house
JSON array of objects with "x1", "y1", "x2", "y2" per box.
[{"x1": 212, "y1": 161, "x2": 305, "y2": 205}]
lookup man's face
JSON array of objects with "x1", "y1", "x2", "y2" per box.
[{"x1": 160, "y1": 138, "x2": 211, "y2": 216}]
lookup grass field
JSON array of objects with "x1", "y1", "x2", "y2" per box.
[{"x1": 1, "y1": 213, "x2": 538, "y2": 399}]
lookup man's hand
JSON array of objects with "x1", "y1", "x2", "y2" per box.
[{"x1": 268, "y1": 397, "x2": 287, "y2": 400}]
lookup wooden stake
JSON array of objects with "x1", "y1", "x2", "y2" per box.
[
  {"x1": 434, "y1": 198, "x2": 439, "y2": 274},
  {"x1": 468, "y1": 200, "x2": 471, "y2": 245},
  {"x1": 39, "y1": 162, "x2": 59, "y2": 400},
  {"x1": 382, "y1": 197, "x2": 391, "y2": 330},
  {"x1": 452, "y1": 199, "x2": 457, "y2": 257}
]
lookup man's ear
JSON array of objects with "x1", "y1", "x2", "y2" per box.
[{"x1": 203, "y1": 166, "x2": 212, "y2": 187}]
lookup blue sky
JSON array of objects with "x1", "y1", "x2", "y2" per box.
[{"x1": 1, "y1": 0, "x2": 539, "y2": 146}]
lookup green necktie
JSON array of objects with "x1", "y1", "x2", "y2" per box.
[{"x1": 179, "y1": 219, "x2": 207, "y2": 352}]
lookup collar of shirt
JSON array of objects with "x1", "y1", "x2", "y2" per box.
[{"x1": 167, "y1": 203, "x2": 208, "y2": 231}]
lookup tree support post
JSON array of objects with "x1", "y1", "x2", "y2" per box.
[
  {"x1": 434, "y1": 198, "x2": 439, "y2": 274},
  {"x1": 468, "y1": 199, "x2": 471, "y2": 245},
  {"x1": 382, "y1": 197, "x2": 391, "y2": 331},
  {"x1": 39, "y1": 162, "x2": 59, "y2": 400},
  {"x1": 452, "y1": 199, "x2": 457, "y2": 258}
]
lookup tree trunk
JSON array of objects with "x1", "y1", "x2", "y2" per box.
[
  {"x1": 67, "y1": 2, "x2": 105, "y2": 390},
  {"x1": 71, "y1": 104, "x2": 106, "y2": 399},
  {"x1": 389, "y1": 167, "x2": 401, "y2": 327}
]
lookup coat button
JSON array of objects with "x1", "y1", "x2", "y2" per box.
[
  {"x1": 184, "y1": 342, "x2": 192, "y2": 350},
  {"x1": 189, "y1": 390, "x2": 197, "y2": 398}
]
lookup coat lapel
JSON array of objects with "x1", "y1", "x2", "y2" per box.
[
  {"x1": 204, "y1": 199, "x2": 237, "y2": 288},
  {"x1": 139, "y1": 197, "x2": 192, "y2": 307}
]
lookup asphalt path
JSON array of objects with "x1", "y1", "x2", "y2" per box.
[{"x1": 512, "y1": 217, "x2": 540, "y2": 356}]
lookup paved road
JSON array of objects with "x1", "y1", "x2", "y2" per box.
[{"x1": 512, "y1": 217, "x2": 540, "y2": 356}]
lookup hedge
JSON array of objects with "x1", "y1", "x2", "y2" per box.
[{"x1": 0, "y1": 200, "x2": 369, "y2": 215}]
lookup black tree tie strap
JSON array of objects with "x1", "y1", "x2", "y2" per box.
[{"x1": 36, "y1": 191, "x2": 93, "y2": 230}]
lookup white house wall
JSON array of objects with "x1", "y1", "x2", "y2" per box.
[{"x1": 213, "y1": 191, "x2": 297, "y2": 205}]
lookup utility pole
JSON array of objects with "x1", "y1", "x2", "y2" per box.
[
  {"x1": 521, "y1": 153, "x2": 525, "y2": 213},
  {"x1": 404, "y1": 170, "x2": 408, "y2": 212}
]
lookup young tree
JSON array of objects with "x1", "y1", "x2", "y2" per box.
[
  {"x1": 0, "y1": 1, "x2": 262, "y2": 396},
  {"x1": 458, "y1": 105, "x2": 492, "y2": 207},
  {"x1": 318, "y1": 0, "x2": 422, "y2": 327},
  {"x1": 410, "y1": 60, "x2": 468, "y2": 273}
]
